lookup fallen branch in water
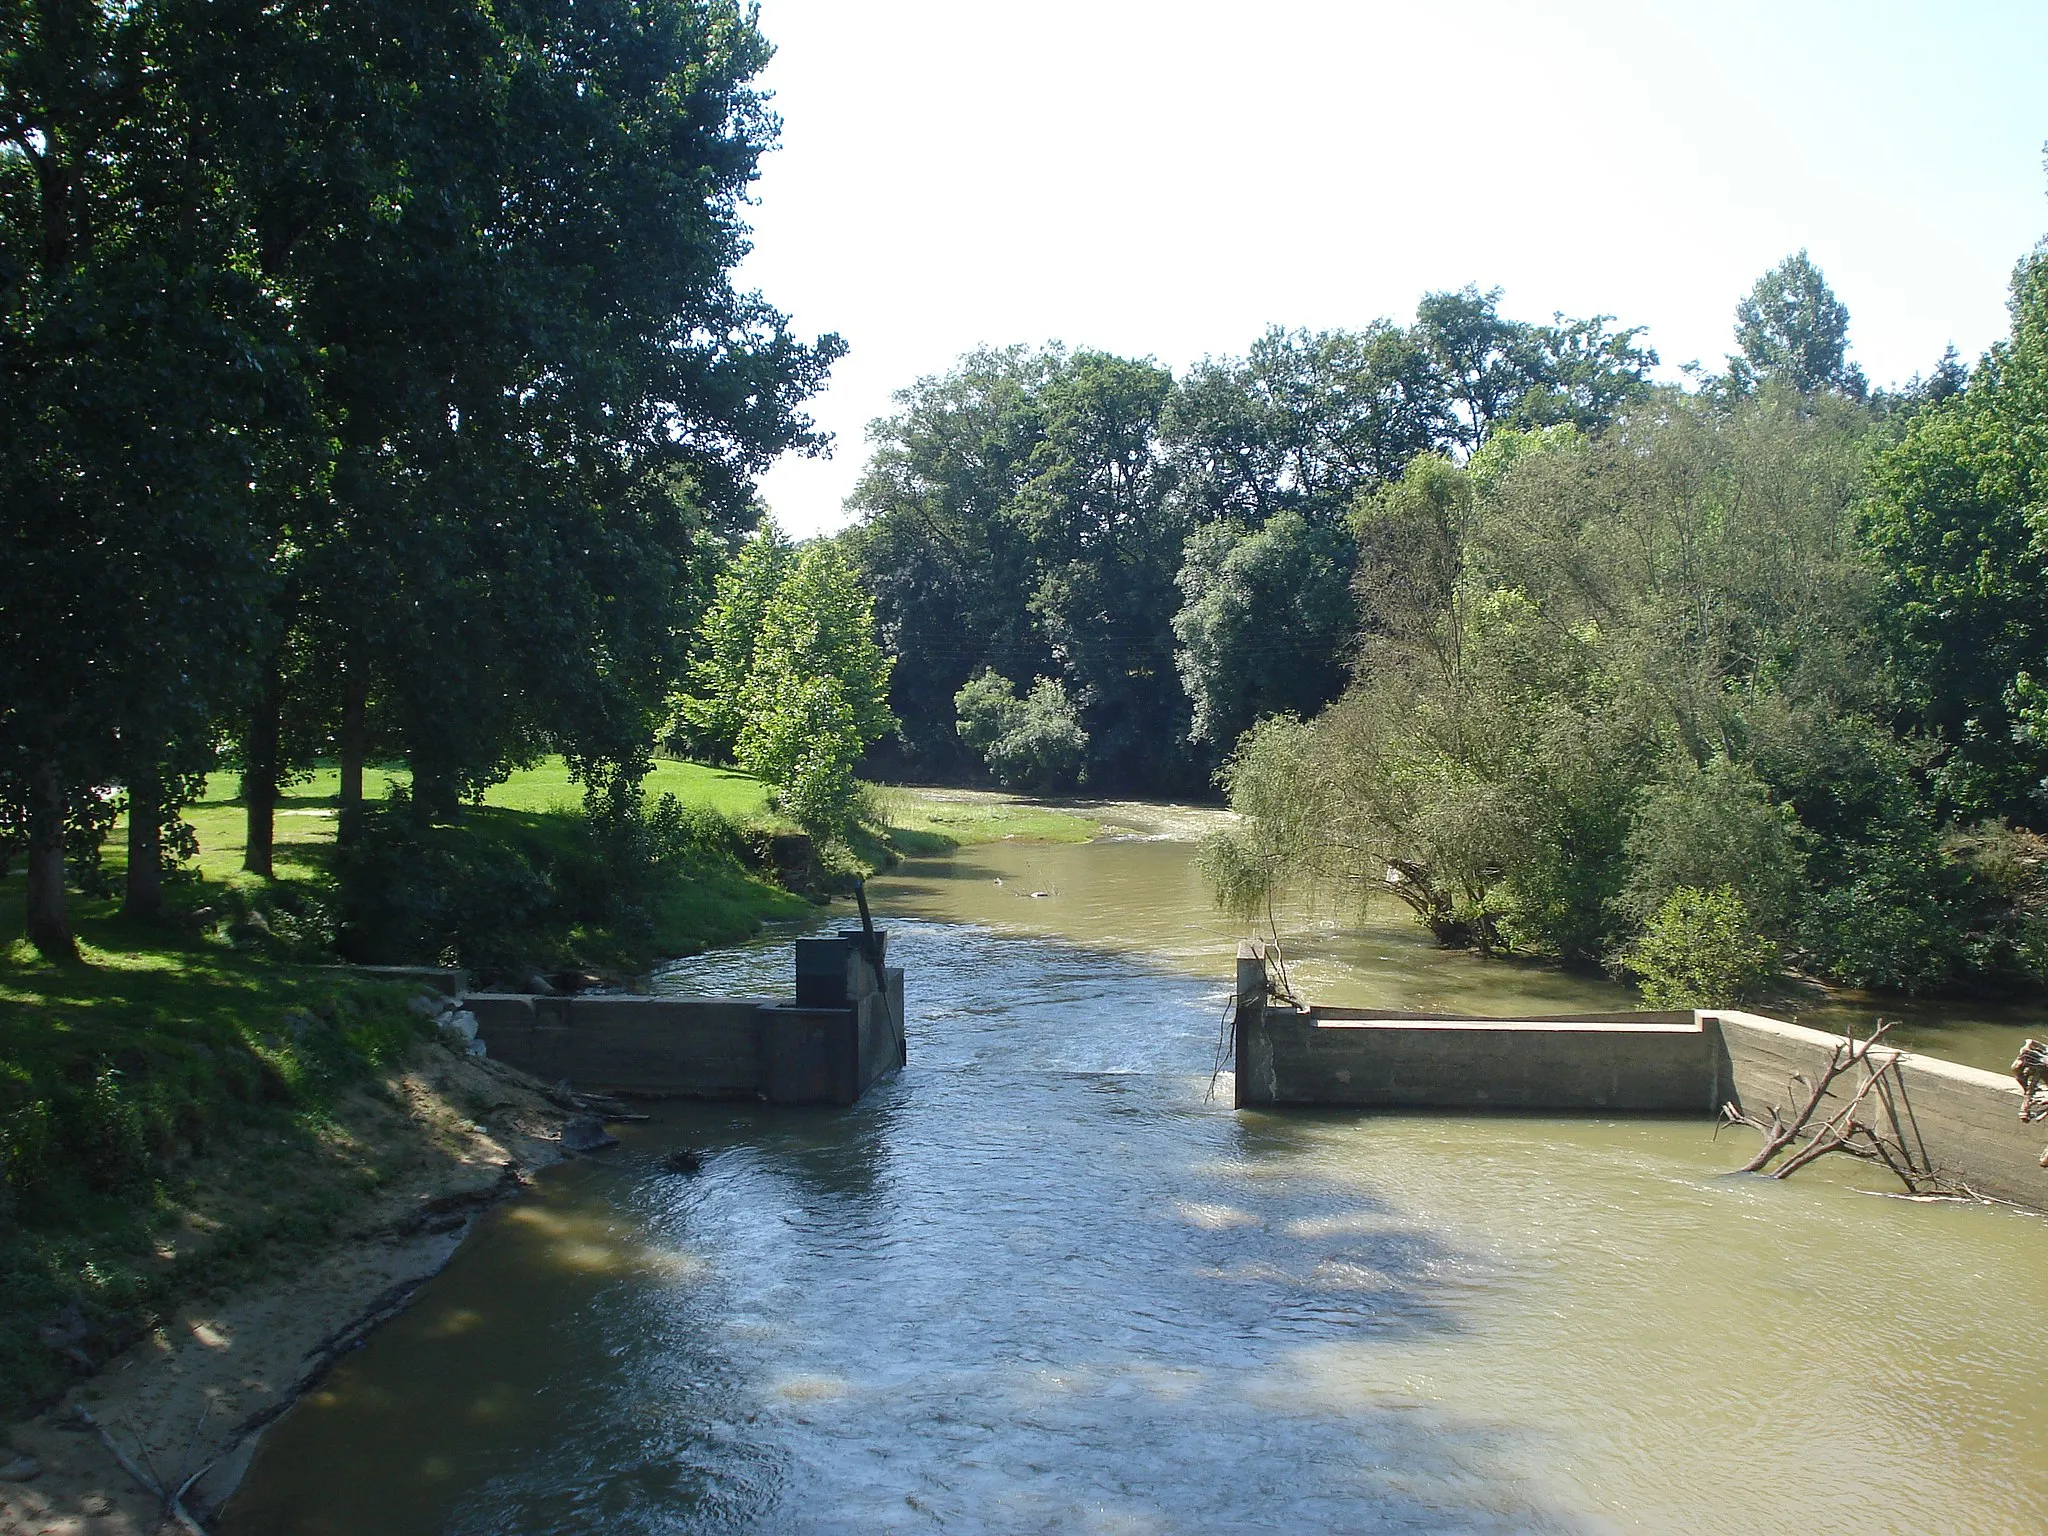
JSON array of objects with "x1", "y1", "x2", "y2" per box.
[{"x1": 1720, "y1": 1020, "x2": 1973, "y2": 1196}]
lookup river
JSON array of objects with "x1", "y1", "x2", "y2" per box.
[{"x1": 224, "y1": 811, "x2": 2048, "y2": 1533}]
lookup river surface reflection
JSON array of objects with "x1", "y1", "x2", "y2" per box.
[{"x1": 225, "y1": 821, "x2": 2048, "y2": 1533}]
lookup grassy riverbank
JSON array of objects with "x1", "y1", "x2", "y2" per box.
[
  {"x1": 0, "y1": 908, "x2": 452, "y2": 1419},
  {"x1": 0, "y1": 765, "x2": 1096, "y2": 1421}
]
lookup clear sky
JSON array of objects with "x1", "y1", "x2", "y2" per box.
[{"x1": 733, "y1": 0, "x2": 2048, "y2": 537}]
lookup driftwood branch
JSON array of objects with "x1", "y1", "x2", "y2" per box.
[
  {"x1": 1721, "y1": 1021, "x2": 1972, "y2": 1197},
  {"x1": 1722, "y1": 1024, "x2": 1887, "y2": 1173},
  {"x1": 73, "y1": 1407, "x2": 209, "y2": 1535},
  {"x1": 2011, "y1": 1040, "x2": 2048, "y2": 1167}
]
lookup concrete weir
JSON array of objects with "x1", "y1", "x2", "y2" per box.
[
  {"x1": 464, "y1": 931, "x2": 905, "y2": 1105},
  {"x1": 1231, "y1": 942, "x2": 2048, "y2": 1211}
]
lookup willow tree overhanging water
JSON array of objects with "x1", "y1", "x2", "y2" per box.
[{"x1": 1205, "y1": 363, "x2": 2048, "y2": 1006}]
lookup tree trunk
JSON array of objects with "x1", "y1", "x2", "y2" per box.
[
  {"x1": 338, "y1": 662, "x2": 367, "y2": 846},
  {"x1": 243, "y1": 660, "x2": 283, "y2": 878},
  {"x1": 25, "y1": 758, "x2": 76, "y2": 960},
  {"x1": 124, "y1": 767, "x2": 165, "y2": 921}
]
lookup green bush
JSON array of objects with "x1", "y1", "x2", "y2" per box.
[
  {"x1": 334, "y1": 783, "x2": 786, "y2": 975},
  {"x1": 954, "y1": 670, "x2": 1088, "y2": 792},
  {"x1": 1621, "y1": 884, "x2": 1779, "y2": 1007},
  {"x1": 1799, "y1": 823, "x2": 2048, "y2": 995},
  {"x1": 1619, "y1": 756, "x2": 1807, "y2": 932},
  {"x1": 334, "y1": 803, "x2": 555, "y2": 973}
]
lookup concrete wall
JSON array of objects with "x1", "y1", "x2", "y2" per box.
[
  {"x1": 1228, "y1": 943, "x2": 2048, "y2": 1210},
  {"x1": 1239, "y1": 1006, "x2": 1720, "y2": 1112},
  {"x1": 465, "y1": 993, "x2": 766, "y2": 1096},
  {"x1": 1710, "y1": 1009, "x2": 2046, "y2": 1209},
  {"x1": 465, "y1": 934, "x2": 908, "y2": 1106}
]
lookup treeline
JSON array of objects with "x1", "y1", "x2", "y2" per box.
[
  {"x1": 1201, "y1": 252, "x2": 2048, "y2": 1000},
  {"x1": 846, "y1": 287, "x2": 1659, "y2": 791},
  {"x1": 1, "y1": 0, "x2": 838, "y2": 958}
]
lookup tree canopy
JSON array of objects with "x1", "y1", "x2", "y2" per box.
[
  {"x1": 2, "y1": 0, "x2": 840, "y2": 954},
  {"x1": 1195, "y1": 242, "x2": 2048, "y2": 1001},
  {"x1": 1727, "y1": 250, "x2": 1867, "y2": 398},
  {"x1": 846, "y1": 291, "x2": 1657, "y2": 794}
]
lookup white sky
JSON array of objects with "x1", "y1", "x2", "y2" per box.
[{"x1": 735, "y1": 0, "x2": 2048, "y2": 538}]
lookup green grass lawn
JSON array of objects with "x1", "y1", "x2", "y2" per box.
[
  {"x1": 176, "y1": 758, "x2": 775, "y2": 879},
  {"x1": 0, "y1": 876, "x2": 437, "y2": 1416},
  {"x1": 864, "y1": 785, "x2": 1098, "y2": 856},
  {"x1": 166, "y1": 759, "x2": 1093, "y2": 875}
]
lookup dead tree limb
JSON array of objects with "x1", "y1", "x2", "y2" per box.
[
  {"x1": 1720, "y1": 1021, "x2": 1970, "y2": 1196},
  {"x1": 1720, "y1": 1024, "x2": 1891, "y2": 1174},
  {"x1": 2011, "y1": 1041, "x2": 2048, "y2": 1168}
]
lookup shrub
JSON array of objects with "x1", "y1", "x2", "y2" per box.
[
  {"x1": 334, "y1": 805, "x2": 554, "y2": 973},
  {"x1": 1619, "y1": 756, "x2": 1807, "y2": 933},
  {"x1": 954, "y1": 670, "x2": 1088, "y2": 792},
  {"x1": 1621, "y1": 884, "x2": 1779, "y2": 1007},
  {"x1": 1799, "y1": 823, "x2": 2048, "y2": 995}
]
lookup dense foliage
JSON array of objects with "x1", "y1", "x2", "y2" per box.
[
  {"x1": 1202, "y1": 250, "x2": 2048, "y2": 1001},
  {"x1": 2, "y1": 0, "x2": 840, "y2": 956},
  {"x1": 845, "y1": 294, "x2": 1657, "y2": 792},
  {"x1": 675, "y1": 524, "x2": 896, "y2": 837},
  {"x1": 954, "y1": 671, "x2": 1088, "y2": 792}
]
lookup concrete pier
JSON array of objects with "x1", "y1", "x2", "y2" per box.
[
  {"x1": 465, "y1": 931, "x2": 904, "y2": 1105},
  {"x1": 1232, "y1": 941, "x2": 2048, "y2": 1211}
]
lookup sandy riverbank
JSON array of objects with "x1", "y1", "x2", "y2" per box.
[{"x1": 1, "y1": 1038, "x2": 575, "y2": 1536}]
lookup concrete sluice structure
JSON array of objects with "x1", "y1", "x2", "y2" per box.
[
  {"x1": 464, "y1": 930, "x2": 905, "y2": 1105},
  {"x1": 1231, "y1": 940, "x2": 2048, "y2": 1212}
]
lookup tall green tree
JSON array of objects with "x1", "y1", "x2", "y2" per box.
[
  {"x1": 1163, "y1": 324, "x2": 1442, "y2": 526},
  {"x1": 210, "y1": 0, "x2": 841, "y2": 845},
  {"x1": 1864, "y1": 246, "x2": 2048, "y2": 822},
  {"x1": 1, "y1": 0, "x2": 295, "y2": 949},
  {"x1": 1172, "y1": 510, "x2": 1356, "y2": 747},
  {"x1": 733, "y1": 540, "x2": 896, "y2": 835},
  {"x1": 1727, "y1": 250, "x2": 1867, "y2": 398},
  {"x1": 1212, "y1": 393, "x2": 1883, "y2": 969},
  {"x1": 1414, "y1": 285, "x2": 1656, "y2": 449},
  {"x1": 1016, "y1": 351, "x2": 1190, "y2": 789},
  {"x1": 679, "y1": 518, "x2": 795, "y2": 760},
  {"x1": 845, "y1": 345, "x2": 1059, "y2": 773},
  {"x1": 740, "y1": 540, "x2": 897, "y2": 753}
]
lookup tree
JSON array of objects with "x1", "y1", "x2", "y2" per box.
[
  {"x1": 953, "y1": 671, "x2": 1087, "y2": 792},
  {"x1": 1414, "y1": 286, "x2": 1537, "y2": 451},
  {"x1": 1210, "y1": 393, "x2": 1892, "y2": 973},
  {"x1": 1, "y1": 0, "x2": 294, "y2": 949},
  {"x1": 217, "y1": 0, "x2": 841, "y2": 840},
  {"x1": 1863, "y1": 246, "x2": 2048, "y2": 823},
  {"x1": 1163, "y1": 324, "x2": 1443, "y2": 526},
  {"x1": 734, "y1": 540, "x2": 896, "y2": 832},
  {"x1": 679, "y1": 519, "x2": 795, "y2": 760},
  {"x1": 1617, "y1": 756, "x2": 1808, "y2": 935},
  {"x1": 849, "y1": 296, "x2": 1652, "y2": 798},
  {"x1": 1728, "y1": 250, "x2": 1866, "y2": 397},
  {"x1": 1414, "y1": 285, "x2": 1658, "y2": 451},
  {"x1": 741, "y1": 541, "x2": 896, "y2": 748},
  {"x1": 1172, "y1": 510, "x2": 1356, "y2": 749},
  {"x1": 1016, "y1": 351, "x2": 1190, "y2": 790},
  {"x1": 740, "y1": 674, "x2": 864, "y2": 838},
  {"x1": 846, "y1": 345, "x2": 1062, "y2": 773}
]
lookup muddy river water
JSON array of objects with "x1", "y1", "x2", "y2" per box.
[{"x1": 226, "y1": 810, "x2": 2048, "y2": 1533}]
